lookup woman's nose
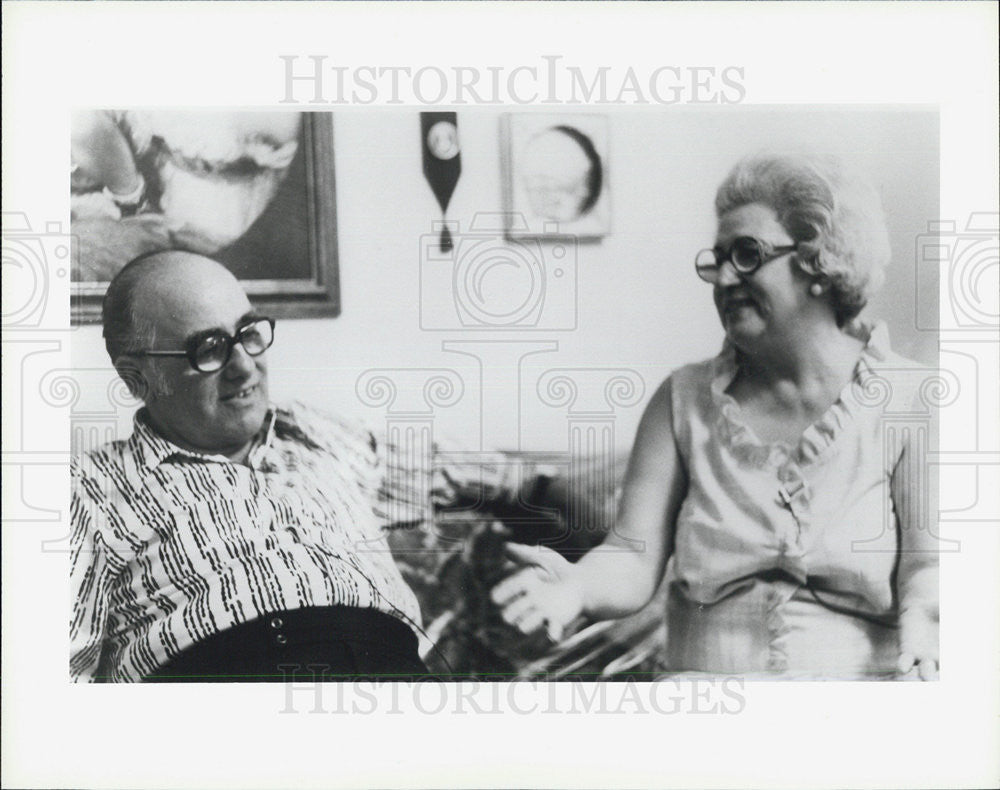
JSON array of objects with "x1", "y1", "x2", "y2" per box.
[{"x1": 715, "y1": 259, "x2": 742, "y2": 287}]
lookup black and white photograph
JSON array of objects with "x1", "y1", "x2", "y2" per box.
[
  {"x1": 2, "y1": 2, "x2": 998, "y2": 790},
  {"x1": 66, "y1": 106, "x2": 942, "y2": 686}
]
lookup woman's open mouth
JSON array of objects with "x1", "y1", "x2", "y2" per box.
[{"x1": 723, "y1": 296, "x2": 757, "y2": 315}]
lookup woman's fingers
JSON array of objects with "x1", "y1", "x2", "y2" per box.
[
  {"x1": 898, "y1": 651, "x2": 939, "y2": 680},
  {"x1": 499, "y1": 587, "x2": 541, "y2": 626},
  {"x1": 545, "y1": 618, "x2": 565, "y2": 643},
  {"x1": 493, "y1": 544, "x2": 565, "y2": 605},
  {"x1": 491, "y1": 543, "x2": 578, "y2": 637},
  {"x1": 916, "y1": 656, "x2": 939, "y2": 681},
  {"x1": 513, "y1": 608, "x2": 548, "y2": 635},
  {"x1": 491, "y1": 569, "x2": 536, "y2": 606},
  {"x1": 503, "y1": 541, "x2": 539, "y2": 565}
]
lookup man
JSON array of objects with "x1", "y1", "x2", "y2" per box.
[{"x1": 71, "y1": 250, "x2": 530, "y2": 682}]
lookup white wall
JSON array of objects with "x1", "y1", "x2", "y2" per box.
[{"x1": 70, "y1": 107, "x2": 939, "y2": 457}]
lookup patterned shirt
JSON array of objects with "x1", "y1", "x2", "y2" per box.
[{"x1": 70, "y1": 402, "x2": 516, "y2": 682}]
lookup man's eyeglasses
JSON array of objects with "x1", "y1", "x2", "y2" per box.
[
  {"x1": 695, "y1": 237, "x2": 798, "y2": 284},
  {"x1": 129, "y1": 317, "x2": 275, "y2": 373}
]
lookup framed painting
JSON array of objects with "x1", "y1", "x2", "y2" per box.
[
  {"x1": 70, "y1": 110, "x2": 339, "y2": 323},
  {"x1": 502, "y1": 112, "x2": 611, "y2": 240}
]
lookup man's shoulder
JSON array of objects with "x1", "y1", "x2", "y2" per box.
[
  {"x1": 71, "y1": 434, "x2": 143, "y2": 503},
  {"x1": 72, "y1": 435, "x2": 133, "y2": 476},
  {"x1": 275, "y1": 401, "x2": 377, "y2": 457}
]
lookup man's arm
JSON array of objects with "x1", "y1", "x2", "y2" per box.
[
  {"x1": 70, "y1": 462, "x2": 124, "y2": 682},
  {"x1": 375, "y1": 430, "x2": 523, "y2": 528},
  {"x1": 376, "y1": 427, "x2": 625, "y2": 555}
]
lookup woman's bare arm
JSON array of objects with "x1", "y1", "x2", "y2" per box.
[
  {"x1": 892, "y1": 421, "x2": 940, "y2": 680},
  {"x1": 574, "y1": 377, "x2": 688, "y2": 617},
  {"x1": 492, "y1": 377, "x2": 688, "y2": 634}
]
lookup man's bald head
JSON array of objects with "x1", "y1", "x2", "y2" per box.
[
  {"x1": 102, "y1": 250, "x2": 271, "y2": 462},
  {"x1": 102, "y1": 250, "x2": 241, "y2": 365}
]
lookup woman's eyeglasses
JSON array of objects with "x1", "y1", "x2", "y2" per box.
[
  {"x1": 695, "y1": 237, "x2": 798, "y2": 283},
  {"x1": 129, "y1": 317, "x2": 275, "y2": 373}
]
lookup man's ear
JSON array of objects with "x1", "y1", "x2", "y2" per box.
[{"x1": 113, "y1": 357, "x2": 151, "y2": 402}]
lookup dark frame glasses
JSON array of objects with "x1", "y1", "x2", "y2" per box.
[
  {"x1": 129, "y1": 317, "x2": 275, "y2": 373},
  {"x1": 695, "y1": 237, "x2": 798, "y2": 283}
]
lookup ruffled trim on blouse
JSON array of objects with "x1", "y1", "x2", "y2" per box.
[{"x1": 709, "y1": 321, "x2": 891, "y2": 470}]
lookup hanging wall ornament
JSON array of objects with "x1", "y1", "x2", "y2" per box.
[{"x1": 421, "y1": 112, "x2": 462, "y2": 251}]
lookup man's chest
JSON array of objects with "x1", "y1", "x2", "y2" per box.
[{"x1": 117, "y1": 455, "x2": 380, "y2": 550}]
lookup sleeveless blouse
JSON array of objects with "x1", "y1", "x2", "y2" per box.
[{"x1": 665, "y1": 322, "x2": 932, "y2": 678}]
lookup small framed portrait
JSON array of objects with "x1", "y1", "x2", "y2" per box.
[
  {"x1": 70, "y1": 110, "x2": 339, "y2": 323},
  {"x1": 502, "y1": 113, "x2": 611, "y2": 239}
]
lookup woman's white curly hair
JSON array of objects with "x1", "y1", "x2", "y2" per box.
[{"x1": 715, "y1": 153, "x2": 891, "y2": 325}]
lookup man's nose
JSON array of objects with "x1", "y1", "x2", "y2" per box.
[{"x1": 223, "y1": 341, "x2": 259, "y2": 378}]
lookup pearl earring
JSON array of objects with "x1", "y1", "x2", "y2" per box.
[{"x1": 810, "y1": 282, "x2": 824, "y2": 297}]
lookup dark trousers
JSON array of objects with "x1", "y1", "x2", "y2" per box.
[{"x1": 146, "y1": 606, "x2": 428, "y2": 682}]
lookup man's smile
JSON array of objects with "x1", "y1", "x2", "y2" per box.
[{"x1": 220, "y1": 382, "x2": 261, "y2": 403}]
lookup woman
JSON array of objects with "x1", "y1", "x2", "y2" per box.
[{"x1": 492, "y1": 154, "x2": 939, "y2": 680}]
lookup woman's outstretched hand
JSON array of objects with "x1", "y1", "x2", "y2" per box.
[
  {"x1": 897, "y1": 605, "x2": 939, "y2": 681},
  {"x1": 490, "y1": 543, "x2": 586, "y2": 642}
]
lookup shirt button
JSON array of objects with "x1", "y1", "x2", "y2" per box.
[
  {"x1": 275, "y1": 633, "x2": 288, "y2": 645},
  {"x1": 270, "y1": 617, "x2": 284, "y2": 629}
]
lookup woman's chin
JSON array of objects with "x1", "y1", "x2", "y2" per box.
[{"x1": 722, "y1": 312, "x2": 764, "y2": 343}]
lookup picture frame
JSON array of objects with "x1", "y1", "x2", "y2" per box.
[
  {"x1": 70, "y1": 111, "x2": 339, "y2": 323},
  {"x1": 502, "y1": 112, "x2": 611, "y2": 240}
]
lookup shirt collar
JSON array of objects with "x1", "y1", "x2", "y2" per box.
[{"x1": 127, "y1": 406, "x2": 280, "y2": 471}]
